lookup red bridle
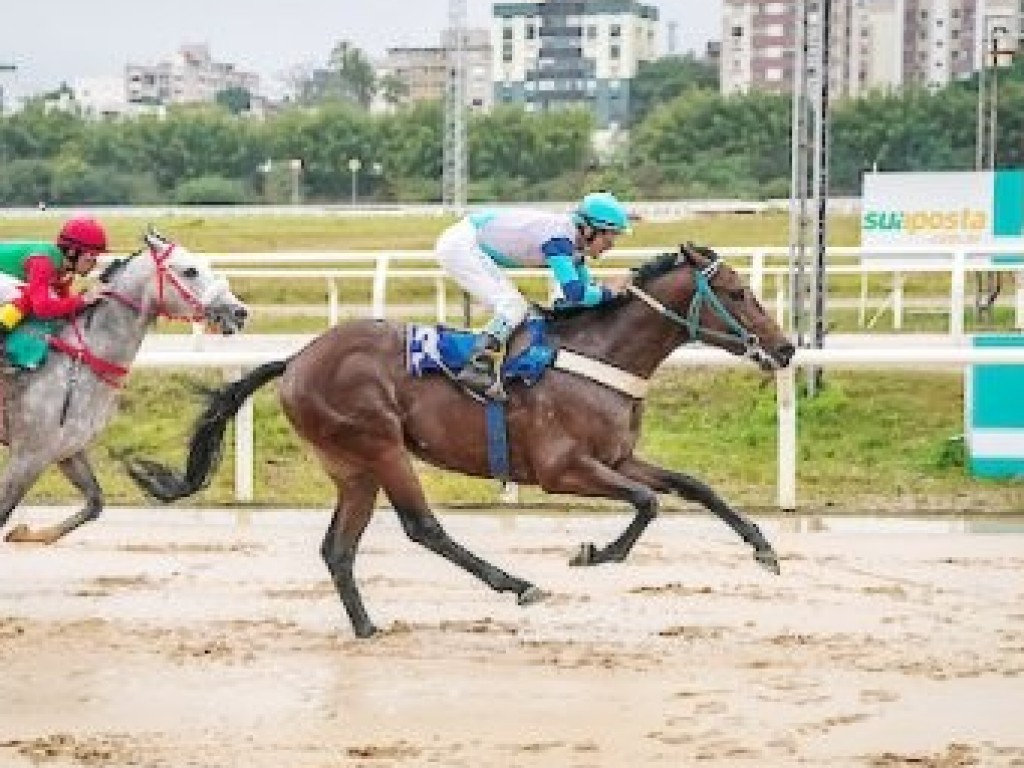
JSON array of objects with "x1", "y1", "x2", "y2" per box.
[
  {"x1": 50, "y1": 240, "x2": 214, "y2": 388},
  {"x1": 107, "y1": 242, "x2": 209, "y2": 322}
]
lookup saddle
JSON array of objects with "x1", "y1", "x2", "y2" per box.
[{"x1": 407, "y1": 317, "x2": 555, "y2": 388}]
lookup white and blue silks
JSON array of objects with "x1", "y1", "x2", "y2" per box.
[{"x1": 434, "y1": 209, "x2": 612, "y2": 342}]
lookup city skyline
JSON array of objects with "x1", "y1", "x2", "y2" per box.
[{"x1": 0, "y1": 1, "x2": 721, "y2": 102}]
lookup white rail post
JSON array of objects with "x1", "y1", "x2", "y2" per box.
[
  {"x1": 775, "y1": 271, "x2": 786, "y2": 329},
  {"x1": 371, "y1": 253, "x2": 390, "y2": 320},
  {"x1": 893, "y1": 271, "x2": 904, "y2": 331},
  {"x1": 858, "y1": 270, "x2": 868, "y2": 328},
  {"x1": 1015, "y1": 268, "x2": 1024, "y2": 330},
  {"x1": 750, "y1": 249, "x2": 765, "y2": 301},
  {"x1": 950, "y1": 249, "x2": 966, "y2": 337},
  {"x1": 436, "y1": 276, "x2": 447, "y2": 323},
  {"x1": 327, "y1": 278, "x2": 339, "y2": 326},
  {"x1": 228, "y1": 367, "x2": 254, "y2": 502},
  {"x1": 777, "y1": 366, "x2": 797, "y2": 511}
]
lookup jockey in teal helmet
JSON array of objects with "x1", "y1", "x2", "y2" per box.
[{"x1": 434, "y1": 191, "x2": 631, "y2": 400}]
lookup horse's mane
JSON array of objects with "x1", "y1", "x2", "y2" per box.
[
  {"x1": 534, "y1": 249, "x2": 682, "y2": 326},
  {"x1": 98, "y1": 255, "x2": 133, "y2": 282}
]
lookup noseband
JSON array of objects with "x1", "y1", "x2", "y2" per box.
[{"x1": 625, "y1": 251, "x2": 765, "y2": 360}]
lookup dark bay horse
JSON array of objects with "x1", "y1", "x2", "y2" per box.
[
  {"x1": 0, "y1": 230, "x2": 248, "y2": 545},
  {"x1": 129, "y1": 243, "x2": 794, "y2": 638}
]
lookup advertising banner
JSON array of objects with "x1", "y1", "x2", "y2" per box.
[{"x1": 862, "y1": 170, "x2": 1024, "y2": 261}]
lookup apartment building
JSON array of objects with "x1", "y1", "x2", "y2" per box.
[
  {"x1": 126, "y1": 44, "x2": 259, "y2": 106},
  {"x1": 379, "y1": 29, "x2": 492, "y2": 111},
  {"x1": 492, "y1": 0, "x2": 660, "y2": 129},
  {"x1": 722, "y1": 0, "x2": 1022, "y2": 96}
]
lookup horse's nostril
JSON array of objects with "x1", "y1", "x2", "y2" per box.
[
  {"x1": 234, "y1": 306, "x2": 248, "y2": 320},
  {"x1": 778, "y1": 343, "x2": 796, "y2": 365}
]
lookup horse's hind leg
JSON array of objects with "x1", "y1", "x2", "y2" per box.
[
  {"x1": 379, "y1": 450, "x2": 544, "y2": 608},
  {"x1": 320, "y1": 471, "x2": 381, "y2": 639},
  {"x1": 0, "y1": 453, "x2": 52, "y2": 538},
  {"x1": 6, "y1": 452, "x2": 103, "y2": 545}
]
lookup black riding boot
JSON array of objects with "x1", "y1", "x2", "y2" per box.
[{"x1": 457, "y1": 333, "x2": 506, "y2": 401}]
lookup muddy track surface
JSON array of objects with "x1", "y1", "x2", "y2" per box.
[{"x1": 1, "y1": 509, "x2": 1023, "y2": 767}]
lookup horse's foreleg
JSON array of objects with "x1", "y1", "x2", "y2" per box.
[
  {"x1": 380, "y1": 451, "x2": 544, "y2": 607},
  {"x1": 540, "y1": 456, "x2": 660, "y2": 566},
  {"x1": 617, "y1": 457, "x2": 780, "y2": 574},
  {"x1": 320, "y1": 471, "x2": 381, "y2": 639},
  {"x1": 6, "y1": 453, "x2": 102, "y2": 545}
]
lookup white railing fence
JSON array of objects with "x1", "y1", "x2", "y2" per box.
[
  {"x1": 133, "y1": 345, "x2": 1024, "y2": 511},
  {"x1": 193, "y1": 244, "x2": 1024, "y2": 334}
]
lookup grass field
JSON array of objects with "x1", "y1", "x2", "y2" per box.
[{"x1": 4, "y1": 211, "x2": 1024, "y2": 513}]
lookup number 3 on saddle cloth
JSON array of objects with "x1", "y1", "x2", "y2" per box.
[
  {"x1": 406, "y1": 316, "x2": 555, "y2": 387},
  {"x1": 406, "y1": 317, "x2": 556, "y2": 481}
]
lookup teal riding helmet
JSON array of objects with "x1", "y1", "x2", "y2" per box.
[{"x1": 574, "y1": 191, "x2": 630, "y2": 233}]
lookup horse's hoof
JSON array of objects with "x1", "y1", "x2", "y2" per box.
[
  {"x1": 569, "y1": 542, "x2": 598, "y2": 567},
  {"x1": 4, "y1": 524, "x2": 30, "y2": 543},
  {"x1": 353, "y1": 623, "x2": 379, "y2": 639},
  {"x1": 517, "y1": 585, "x2": 548, "y2": 606},
  {"x1": 754, "y1": 547, "x2": 781, "y2": 575}
]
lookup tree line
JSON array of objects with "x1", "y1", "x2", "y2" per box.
[{"x1": 0, "y1": 53, "x2": 1020, "y2": 206}]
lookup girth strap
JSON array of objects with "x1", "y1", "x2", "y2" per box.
[{"x1": 485, "y1": 400, "x2": 510, "y2": 481}]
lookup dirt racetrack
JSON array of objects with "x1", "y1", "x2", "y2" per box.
[{"x1": 1, "y1": 507, "x2": 1023, "y2": 768}]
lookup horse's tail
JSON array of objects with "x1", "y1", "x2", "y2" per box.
[{"x1": 126, "y1": 358, "x2": 289, "y2": 502}]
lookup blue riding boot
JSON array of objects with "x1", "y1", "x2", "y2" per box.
[{"x1": 457, "y1": 333, "x2": 506, "y2": 401}]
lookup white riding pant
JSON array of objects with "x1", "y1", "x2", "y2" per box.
[
  {"x1": 0, "y1": 274, "x2": 24, "y2": 304},
  {"x1": 435, "y1": 219, "x2": 528, "y2": 340}
]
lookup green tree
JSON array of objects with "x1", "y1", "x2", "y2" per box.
[
  {"x1": 215, "y1": 86, "x2": 253, "y2": 115},
  {"x1": 630, "y1": 54, "x2": 718, "y2": 126}
]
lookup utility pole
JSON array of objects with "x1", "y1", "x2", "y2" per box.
[
  {"x1": 442, "y1": 0, "x2": 468, "y2": 214},
  {"x1": 789, "y1": 0, "x2": 832, "y2": 396}
]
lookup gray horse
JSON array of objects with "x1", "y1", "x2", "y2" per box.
[{"x1": 0, "y1": 229, "x2": 248, "y2": 544}]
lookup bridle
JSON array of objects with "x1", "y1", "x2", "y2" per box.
[
  {"x1": 625, "y1": 248, "x2": 770, "y2": 363},
  {"x1": 50, "y1": 239, "x2": 223, "y2": 415},
  {"x1": 105, "y1": 241, "x2": 215, "y2": 323}
]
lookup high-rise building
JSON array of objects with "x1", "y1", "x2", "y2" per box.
[
  {"x1": 126, "y1": 44, "x2": 259, "y2": 106},
  {"x1": 721, "y1": 0, "x2": 1021, "y2": 97},
  {"x1": 492, "y1": 0, "x2": 660, "y2": 129},
  {"x1": 379, "y1": 29, "x2": 491, "y2": 111}
]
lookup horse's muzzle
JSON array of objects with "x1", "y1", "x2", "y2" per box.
[
  {"x1": 752, "y1": 341, "x2": 795, "y2": 371},
  {"x1": 209, "y1": 301, "x2": 249, "y2": 335}
]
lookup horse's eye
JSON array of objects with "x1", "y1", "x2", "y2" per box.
[
  {"x1": 727, "y1": 289, "x2": 745, "y2": 301},
  {"x1": 182, "y1": 267, "x2": 199, "y2": 279}
]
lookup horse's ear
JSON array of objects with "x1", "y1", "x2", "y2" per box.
[
  {"x1": 143, "y1": 226, "x2": 166, "y2": 251},
  {"x1": 680, "y1": 242, "x2": 697, "y2": 264}
]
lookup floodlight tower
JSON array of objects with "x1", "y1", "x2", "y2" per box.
[{"x1": 443, "y1": 0, "x2": 468, "y2": 213}]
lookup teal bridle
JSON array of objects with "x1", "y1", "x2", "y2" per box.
[{"x1": 626, "y1": 251, "x2": 777, "y2": 367}]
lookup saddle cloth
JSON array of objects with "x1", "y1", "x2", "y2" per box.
[
  {"x1": 4, "y1": 318, "x2": 57, "y2": 371},
  {"x1": 406, "y1": 317, "x2": 555, "y2": 387}
]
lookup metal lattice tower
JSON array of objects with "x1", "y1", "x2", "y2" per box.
[
  {"x1": 442, "y1": 0, "x2": 468, "y2": 213},
  {"x1": 788, "y1": 0, "x2": 832, "y2": 396}
]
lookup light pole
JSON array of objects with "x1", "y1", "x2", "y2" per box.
[
  {"x1": 988, "y1": 25, "x2": 1011, "y2": 171},
  {"x1": 0, "y1": 63, "x2": 15, "y2": 117},
  {"x1": 288, "y1": 158, "x2": 303, "y2": 205},
  {"x1": 348, "y1": 157, "x2": 361, "y2": 206},
  {"x1": 976, "y1": 18, "x2": 1013, "y2": 171}
]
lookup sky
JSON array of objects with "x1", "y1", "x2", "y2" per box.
[{"x1": 0, "y1": 0, "x2": 721, "y2": 102}]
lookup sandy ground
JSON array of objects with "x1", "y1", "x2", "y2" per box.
[{"x1": 1, "y1": 508, "x2": 1023, "y2": 768}]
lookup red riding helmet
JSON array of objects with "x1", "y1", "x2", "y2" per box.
[{"x1": 57, "y1": 216, "x2": 108, "y2": 254}]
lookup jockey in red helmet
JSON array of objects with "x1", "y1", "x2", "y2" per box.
[{"x1": 0, "y1": 215, "x2": 110, "y2": 332}]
